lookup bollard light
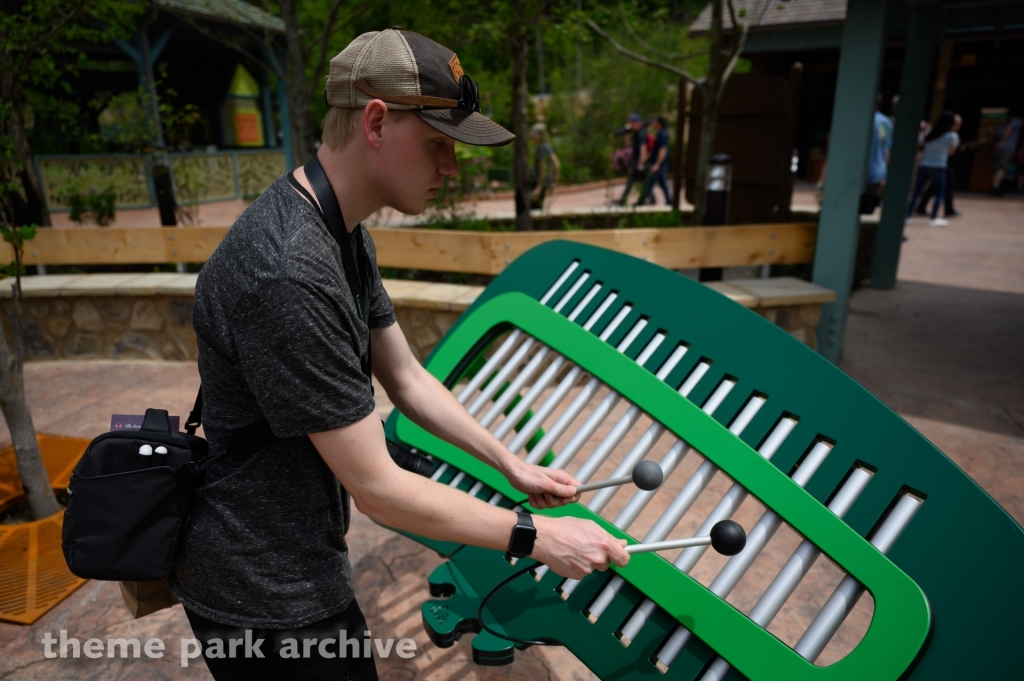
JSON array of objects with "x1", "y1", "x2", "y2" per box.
[
  {"x1": 707, "y1": 153, "x2": 733, "y2": 194},
  {"x1": 699, "y1": 153, "x2": 732, "y2": 282}
]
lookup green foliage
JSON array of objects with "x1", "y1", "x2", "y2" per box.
[
  {"x1": 67, "y1": 187, "x2": 117, "y2": 226},
  {"x1": 0, "y1": 225, "x2": 37, "y2": 277},
  {"x1": 0, "y1": 103, "x2": 23, "y2": 227}
]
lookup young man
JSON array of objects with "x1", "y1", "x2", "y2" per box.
[
  {"x1": 171, "y1": 28, "x2": 629, "y2": 680},
  {"x1": 636, "y1": 116, "x2": 672, "y2": 206}
]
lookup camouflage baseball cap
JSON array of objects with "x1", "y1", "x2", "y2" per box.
[{"x1": 325, "y1": 28, "x2": 514, "y2": 147}]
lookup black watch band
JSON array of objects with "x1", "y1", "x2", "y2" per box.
[{"x1": 507, "y1": 511, "x2": 537, "y2": 559}]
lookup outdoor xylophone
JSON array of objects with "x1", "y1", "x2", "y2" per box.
[{"x1": 382, "y1": 241, "x2": 1024, "y2": 680}]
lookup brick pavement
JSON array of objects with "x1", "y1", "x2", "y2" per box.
[{"x1": 2, "y1": 192, "x2": 1021, "y2": 680}]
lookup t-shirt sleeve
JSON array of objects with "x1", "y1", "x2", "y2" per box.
[{"x1": 230, "y1": 277, "x2": 375, "y2": 438}]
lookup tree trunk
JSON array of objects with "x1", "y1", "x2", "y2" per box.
[
  {"x1": 0, "y1": 311, "x2": 58, "y2": 519},
  {"x1": 691, "y1": 0, "x2": 725, "y2": 226},
  {"x1": 279, "y1": 0, "x2": 316, "y2": 166},
  {"x1": 0, "y1": 71, "x2": 51, "y2": 227},
  {"x1": 510, "y1": 26, "x2": 532, "y2": 232}
]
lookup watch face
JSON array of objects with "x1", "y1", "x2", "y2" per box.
[{"x1": 509, "y1": 521, "x2": 537, "y2": 557}]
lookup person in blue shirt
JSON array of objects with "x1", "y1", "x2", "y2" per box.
[
  {"x1": 992, "y1": 107, "x2": 1022, "y2": 197},
  {"x1": 861, "y1": 95, "x2": 893, "y2": 214},
  {"x1": 907, "y1": 111, "x2": 961, "y2": 226},
  {"x1": 636, "y1": 116, "x2": 672, "y2": 206}
]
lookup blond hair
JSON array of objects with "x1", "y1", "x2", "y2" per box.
[{"x1": 321, "y1": 106, "x2": 407, "y2": 150}]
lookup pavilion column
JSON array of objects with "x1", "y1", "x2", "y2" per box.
[
  {"x1": 871, "y1": 2, "x2": 940, "y2": 289},
  {"x1": 812, "y1": 0, "x2": 889, "y2": 362}
]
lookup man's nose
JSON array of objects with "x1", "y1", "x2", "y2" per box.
[{"x1": 440, "y1": 146, "x2": 459, "y2": 177}]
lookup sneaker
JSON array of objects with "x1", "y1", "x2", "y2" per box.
[
  {"x1": 945, "y1": 211, "x2": 963, "y2": 218},
  {"x1": 930, "y1": 218, "x2": 949, "y2": 227}
]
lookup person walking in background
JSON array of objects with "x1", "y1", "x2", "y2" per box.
[
  {"x1": 530, "y1": 122, "x2": 560, "y2": 210},
  {"x1": 916, "y1": 113, "x2": 968, "y2": 218},
  {"x1": 1017, "y1": 143, "x2": 1024, "y2": 194},
  {"x1": 907, "y1": 110, "x2": 960, "y2": 227},
  {"x1": 636, "y1": 116, "x2": 672, "y2": 206},
  {"x1": 617, "y1": 113, "x2": 648, "y2": 206},
  {"x1": 991, "y1": 107, "x2": 1022, "y2": 197},
  {"x1": 862, "y1": 94, "x2": 893, "y2": 214}
]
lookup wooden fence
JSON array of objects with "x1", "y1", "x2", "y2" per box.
[{"x1": 16, "y1": 223, "x2": 817, "y2": 275}]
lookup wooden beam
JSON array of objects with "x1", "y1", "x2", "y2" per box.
[
  {"x1": 13, "y1": 223, "x2": 816, "y2": 274},
  {"x1": 369, "y1": 224, "x2": 816, "y2": 273},
  {"x1": 18, "y1": 227, "x2": 229, "y2": 266}
]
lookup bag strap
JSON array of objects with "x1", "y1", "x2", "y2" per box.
[
  {"x1": 288, "y1": 158, "x2": 374, "y2": 381},
  {"x1": 185, "y1": 389, "x2": 202, "y2": 436}
]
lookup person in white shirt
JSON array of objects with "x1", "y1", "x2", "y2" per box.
[{"x1": 907, "y1": 111, "x2": 960, "y2": 227}]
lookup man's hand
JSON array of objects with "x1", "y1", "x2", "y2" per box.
[
  {"x1": 532, "y1": 515, "x2": 630, "y2": 580},
  {"x1": 504, "y1": 461, "x2": 580, "y2": 509}
]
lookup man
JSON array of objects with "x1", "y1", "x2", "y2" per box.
[
  {"x1": 862, "y1": 94, "x2": 893, "y2": 214},
  {"x1": 992, "y1": 107, "x2": 1022, "y2": 197},
  {"x1": 529, "y1": 122, "x2": 560, "y2": 210},
  {"x1": 617, "y1": 113, "x2": 647, "y2": 205},
  {"x1": 172, "y1": 29, "x2": 628, "y2": 680},
  {"x1": 636, "y1": 116, "x2": 672, "y2": 206}
]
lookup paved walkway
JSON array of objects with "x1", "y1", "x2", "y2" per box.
[{"x1": 2, "y1": 192, "x2": 1021, "y2": 680}]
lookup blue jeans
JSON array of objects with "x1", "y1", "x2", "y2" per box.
[
  {"x1": 908, "y1": 166, "x2": 946, "y2": 219},
  {"x1": 637, "y1": 165, "x2": 672, "y2": 206}
]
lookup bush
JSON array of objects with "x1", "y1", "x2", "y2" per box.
[{"x1": 66, "y1": 187, "x2": 117, "y2": 226}]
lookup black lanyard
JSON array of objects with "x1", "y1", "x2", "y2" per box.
[{"x1": 287, "y1": 158, "x2": 373, "y2": 380}]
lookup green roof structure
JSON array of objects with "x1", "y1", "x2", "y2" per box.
[{"x1": 153, "y1": 0, "x2": 285, "y2": 33}]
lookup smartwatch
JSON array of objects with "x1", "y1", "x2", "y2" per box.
[{"x1": 507, "y1": 511, "x2": 537, "y2": 559}]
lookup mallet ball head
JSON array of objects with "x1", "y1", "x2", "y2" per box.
[
  {"x1": 631, "y1": 461, "x2": 664, "y2": 491},
  {"x1": 710, "y1": 520, "x2": 746, "y2": 556}
]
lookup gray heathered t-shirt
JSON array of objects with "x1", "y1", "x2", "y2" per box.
[{"x1": 169, "y1": 176, "x2": 396, "y2": 628}]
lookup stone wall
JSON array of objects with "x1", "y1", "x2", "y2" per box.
[
  {"x1": 2, "y1": 295, "x2": 197, "y2": 361},
  {"x1": 0, "y1": 274, "x2": 835, "y2": 361}
]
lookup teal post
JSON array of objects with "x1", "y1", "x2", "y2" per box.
[
  {"x1": 277, "y1": 77, "x2": 294, "y2": 170},
  {"x1": 871, "y1": 3, "x2": 939, "y2": 288},
  {"x1": 262, "y1": 84, "x2": 277, "y2": 148},
  {"x1": 813, "y1": 0, "x2": 889, "y2": 362}
]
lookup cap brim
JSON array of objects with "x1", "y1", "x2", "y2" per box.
[{"x1": 413, "y1": 109, "x2": 515, "y2": 147}]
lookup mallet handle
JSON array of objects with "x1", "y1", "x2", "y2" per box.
[
  {"x1": 626, "y1": 536, "x2": 712, "y2": 554},
  {"x1": 575, "y1": 474, "x2": 633, "y2": 494}
]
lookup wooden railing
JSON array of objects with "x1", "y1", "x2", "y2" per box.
[{"x1": 17, "y1": 223, "x2": 816, "y2": 275}]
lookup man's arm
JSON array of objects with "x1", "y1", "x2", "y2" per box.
[
  {"x1": 652, "y1": 145, "x2": 668, "y2": 172},
  {"x1": 370, "y1": 323, "x2": 579, "y2": 509},
  {"x1": 309, "y1": 413, "x2": 629, "y2": 579}
]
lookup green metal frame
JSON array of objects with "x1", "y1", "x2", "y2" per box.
[{"x1": 384, "y1": 241, "x2": 1024, "y2": 680}]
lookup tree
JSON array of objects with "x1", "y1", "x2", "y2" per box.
[
  {"x1": 0, "y1": 0, "x2": 142, "y2": 227},
  {"x1": 272, "y1": 0, "x2": 382, "y2": 166},
  {"x1": 587, "y1": 0, "x2": 780, "y2": 224},
  {"x1": 0, "y1": 102, "x2": 55, "y2": 519}
]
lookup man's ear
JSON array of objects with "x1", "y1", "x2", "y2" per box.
[{"x1": 362, "y1": 100, "x2": 389, "y2": 149}]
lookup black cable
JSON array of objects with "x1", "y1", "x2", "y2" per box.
[{"x1": 476, "y1": 560, "x2": 564, "y2": 647}]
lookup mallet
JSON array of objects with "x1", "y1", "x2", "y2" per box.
[
  {"x1": 574, "y1": 461, "x2": 664, "y2": 494},
  {"x1": 625, "y1": 520, "x2": 747, "y2": 556}
]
